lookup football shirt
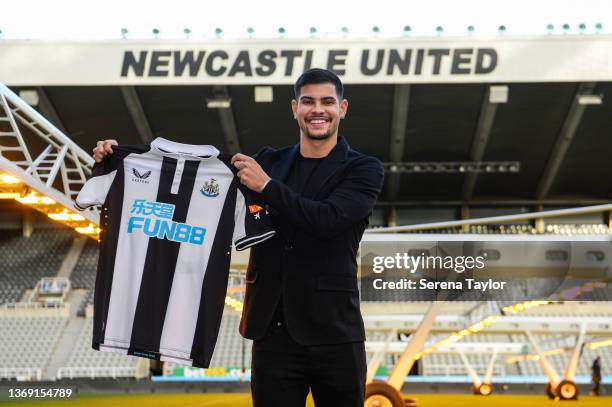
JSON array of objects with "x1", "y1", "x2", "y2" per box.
[{"x1": 75, "y1": 137, "x2": 274, "y2": 367}]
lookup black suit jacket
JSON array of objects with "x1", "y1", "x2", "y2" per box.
[{"x1": 239, "y1": 136, "x2": 384, "y2": 345}]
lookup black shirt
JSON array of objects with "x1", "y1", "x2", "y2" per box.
[{"x1": 270, "y1": 153, "x2": 325, "y2": 327}]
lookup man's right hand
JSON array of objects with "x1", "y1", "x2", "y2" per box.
[{"x1": 93, "y1": 139, "x2": 118, "y2": 163}]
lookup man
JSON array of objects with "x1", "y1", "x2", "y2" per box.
[
  {"x1": 591, "y1": 356, "x2": 601, "y2": 396},
  {"x1": 93, "y1": 68, "x2": 384, "y2": 406}
]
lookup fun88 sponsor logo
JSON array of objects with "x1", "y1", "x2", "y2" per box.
[{"x1": 127, "y1": 199, "x2": 206, "y2": 245}]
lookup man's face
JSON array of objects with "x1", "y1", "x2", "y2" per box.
[{"x1": 291, "y1": 83, "x2": 348, "y2": 141}]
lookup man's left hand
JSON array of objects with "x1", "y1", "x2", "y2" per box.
[{"x1": 231, "y1": 153, "x2": 271, "y2": 193}]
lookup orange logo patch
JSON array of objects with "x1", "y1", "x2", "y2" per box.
[{"x1": 248, "y1": 204, "x2": 264, "y2": 214}]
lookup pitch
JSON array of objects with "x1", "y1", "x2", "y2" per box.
[{"x1": 1, "y1": 393, "x2": 610, "y2": 407}]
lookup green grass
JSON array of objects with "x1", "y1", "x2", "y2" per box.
[{"x1": 1, "y1": 393, "x2": 610, "y2": 407}]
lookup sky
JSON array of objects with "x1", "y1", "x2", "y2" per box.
[{"x1": 0, "y1": 0, "x2": 611, "y2": 40}]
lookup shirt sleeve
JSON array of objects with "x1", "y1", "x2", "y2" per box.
[
  {"x1": 232, "y1": 184, "x2": 275, "y2": 251},
  {"x1": 74, "y1": 157, "x2": 118, "y2": 211}
]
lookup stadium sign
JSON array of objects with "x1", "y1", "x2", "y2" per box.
[
  {"x1": 1, "y1": 37, "x2": 612, "y2": 85},
  {"x1": 119, "y1": 47, "x2": 497, "y2": 79}
]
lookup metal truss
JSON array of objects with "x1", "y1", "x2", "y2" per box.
[
  {"x1": 363, "y1": 314, "x2": 612, "y2": 335},
  {"x1": 0, "y1": 83, "x2": 98, "y2": 225},
  {"x1": 383, "y1": 161, "x2": 520, "y2": 174}
]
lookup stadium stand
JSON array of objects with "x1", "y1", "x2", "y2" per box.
[
  {"x1": 0, "y1": 229, "x2": 74, "y2": 305},
  {"x1": 69, "y1": 239, "x2": 98, "y2": 289},
  {"x1": 0, "y1": 315, "x2": 68, "y2": 380},
  {"x1": 163, "y1": 306, "x2": 253, "y2": 373},
  {"x1": 69, "y1": 239, "x2": 98, "y2": 316},
  {"x1": 57, "y1": 317, "x2": 148, "y2": 379},
  {"x1": 209, "y1": 308, "x2": 252, "y2": 368},
  {"x1": 412, "y1": 224, "x2": 612, "y2": 235},
  {"x1": 509, "y1": 332, "x2": 612, "y2": 377}
]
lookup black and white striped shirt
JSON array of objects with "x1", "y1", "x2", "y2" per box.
[{"x1": 75, "y1": 137, "x2": 274, "y2": 367}]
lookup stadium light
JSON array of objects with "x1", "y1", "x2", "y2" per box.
[
  {"x1": 0, "y1": 192, "x2": 20, "y2": 199},
  {"x1": 206, "y1": 98, "x2": 231, "y2": 109},
  {"x1": 309, "y1": 26, "x2": 317, "y2": 37},
  {"x1": 595, "y1": 23, "x2": 603, "y2": 33},
  {"x1": 152, "y1": 28, "x2": 160, "y2": 39},
  {"x1": 467, "y1": 25, "x2": 475, "y2": 35},
  {"x1": 403, "y1": 25, "x2": 411, "y2": 36},
  {"x1": 507, "y1": 337, "x2": 612, "y2": 364},
  {"x1": 0, "y1": 172, "x2": 23, "y2": 199},
  {"x1": 16, "y1": 192, "x2": 55, "y2": 205},
  {"x1": 48, "y1": 210, "x2": 86, "y2": 222},
  {"x1": 588, "y1": 338, "x2": 612, "y2": 350},
  {"x1": 75, "y1": 223, "x2": 101, "y2": 238},
  {"x1": 183, "y1": 28, "x2": 191, "y2": 38},
  {"x1": 506, "y1": 347, "x2": 566, "y2": 364},
  {"x1": 415, "y1": 300, "x2": 552, "y2": 361},
  {"x1": 214, "y1": 28, "x2": 223, "y2": 38},
  {"x1": 498, "y1": 25, "x2": 507, "y2": 35},
  {"x1": 435, "y1": 25, "x2": 444, "y2": 36},
  {"x1": 7, "y1": 188, "x2": 98, "y2": 237},
  {"x1": 18, "y1": 90, "x2": 39, "y2": 107},
  {"x1": 254, "y1": 86, "x2": 273, "y2": 103},
  {"x1": 489, "y1": 85, "x2": 509, "y2": 103},
  {"x1": 246, "y1": 27, "x2": 255, "y2": 38},
  {"x1": 562, "y1": 23, "x2": 570, "y2": 34},
  {"x1": 383, "y1": 161, "x2": 519, "y2": 173},
  {"x1": 0, "y1": 29, "x2": 3, "y2": 39},
  {"x1": 372, "y1": 26, "x2": 380, "y2": 36},
  {"x1": 120, "y1": 28, "x2": 128, "y2": 39},
  {"x1": 0, "y1": 173, "x2": 20, "y2": 184},
  {"x1": 278, "y1": 27, "x2": 286, "y2": 37},
  {"x1": 341, "y1": 26, "x2": 349, "y2": 37},
  {"x1": 577, "y1": 93, "x2": 603, "y2": 105},
  {"x1": 546, "y1": 24, "x2": 554, "y2": 34},
  {"x1": 578, "y1": 23, "x2": 586, "y2": 34}
]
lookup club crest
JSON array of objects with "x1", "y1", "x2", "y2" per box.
[{"x1": 201, "y1": 178, "x2": 220, "y2": 197}]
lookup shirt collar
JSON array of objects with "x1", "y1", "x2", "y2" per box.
[{"x1": 150, "y1": 137, "x2": 220, "y2": 159}]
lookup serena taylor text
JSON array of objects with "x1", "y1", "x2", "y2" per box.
[{"x1": 372, "y1": 278, "x2": 507, "y2": 292}]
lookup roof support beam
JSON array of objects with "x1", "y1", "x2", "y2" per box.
[
  {"x1": 462, "y1": 86, "x2": 501, "y2": 200},
  {"x1": 374, "y1": 198, "x2": 610, "y2": 206},
  {"x1": 213, "y1": 86, "x2": 241, "y2": 155},
  {"x1": 120, "y1": 86, "x2": 154, "y2": 143},
  {"x1": 36, "y1": 87, "x2": 68, "y2": 135},
  {"x1": 385, "y1": 85, "x2": 410, "y2": 227},
  {"x1": 535, "y1": 83, "x2": 596, "y2": 200},
  {"x1": 385, "y1": 85, "x2": 410, "y2": 201}
]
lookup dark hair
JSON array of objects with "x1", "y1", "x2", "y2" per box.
[{"x1": 294, "y1": 68, "x2": 344, "y2": 100}]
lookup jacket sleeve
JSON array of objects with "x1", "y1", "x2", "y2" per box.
[{"x1": 259, "y1": 156, "x2": 384, "y2": 240}]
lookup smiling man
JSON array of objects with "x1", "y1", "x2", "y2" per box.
[
  {"x1": 92, "y1": 68, "x2": 384, "y2": 407},
  {"x1": 231, "y1": 68, "x2": 384, "y2": 407}
]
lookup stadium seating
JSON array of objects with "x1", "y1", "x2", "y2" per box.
[
  {"x1": 0, "y1": 316, "x2": 67, "y2": 379},
  {"x1": 76, "y1": 290, "x2": 94, "y2": 317},
  {"x1": 209, "y1": 307, "x2": 252, "y2": 368},
  {"x1": 69, "y1": 239, "x2": 98, "y2": 289},
  {"x1": 0, "y1": 229, "x2": 74, "y2": 305},
  {"x1": 402, "y1": 224, "x2": 611, "y2": 235},
  {"x1": 162, "y1": 306, "x2": 252, "y2": 374},
  {"x1": 68, "y1": 239, "x2": 98, "y2": 316},
  {"x1": 58, "y1": 317, "x2": 143, "y2": 378}
]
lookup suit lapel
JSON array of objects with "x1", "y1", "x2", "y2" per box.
[
  {"x1": 301, "y1": 136, "x2": 350, "y2": 199},
  {"x1": 270, "y1": 143, "x2": 299, "y2": 183}
]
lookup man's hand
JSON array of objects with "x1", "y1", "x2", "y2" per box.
[
  {"x1": 93, "y1": 139, "x2": 118, "y2": 163},
  {"x1": 231, "y1": 153, "x2": 271, "y2": 193}
]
